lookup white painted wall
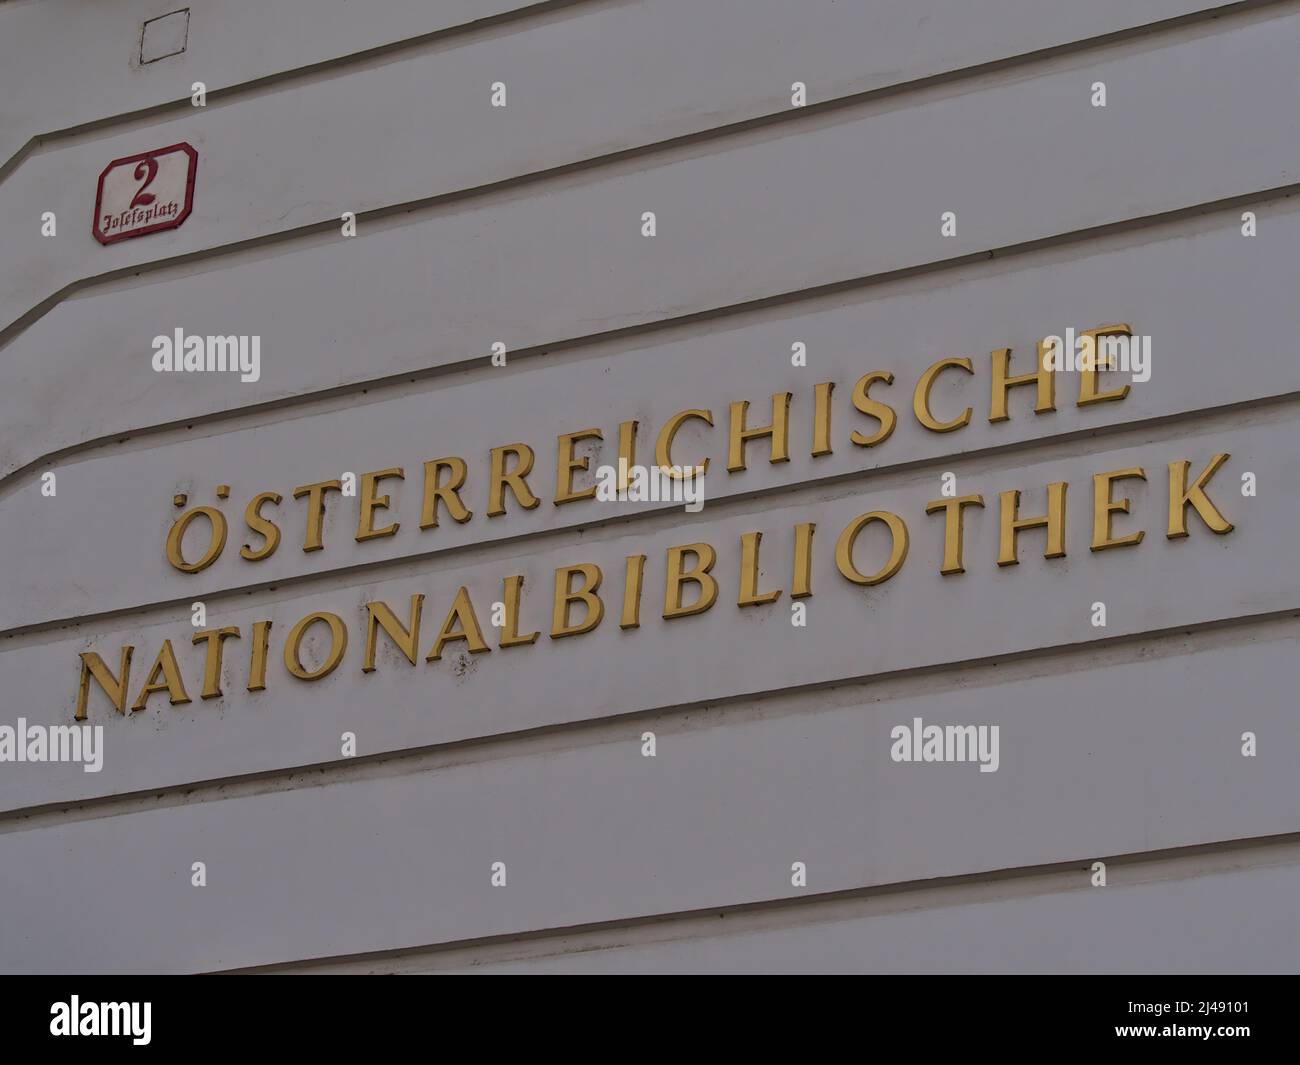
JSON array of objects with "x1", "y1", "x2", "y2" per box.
[{"x1": 1, "y1": 0, "x2": 1294, "y2": 973}]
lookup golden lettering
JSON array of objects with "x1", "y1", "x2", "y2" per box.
[
  {"x1": 664, "y1": 543, "x2": 719, "y2": 618},
  {"x1": 192, "y1": 626, "x2": 241, "y2": 698},
  {"x1": 356, "y1": 468, "x2": 404, "y2": 542},
  {"x1": 1092, "y1": 467, "x2": 1146, "y2": 552},
  {"x1": 420, "y1": 457, "x2": 472, "y2": 529},
  {"x1": 621, "y1": 554, "x2": 646, "y2": 630},
  {"x1": 617, "y1": 420, "x2": 639, "y2": 491},
  {"x1": 500, "y1": 575, "x2": 540, "y2": 648},
  {"x1": 292, "y1": 479, "x2": 343, "y2": 553},
  {"x1": 990, "y1": 344, "x2": 1055, "y2": 423},
  {"x1": 656, "y1": 409, "x2": 712, "y2": 479},
  {"x1": 166, "y1": 504, "x2": 227, "y2": 573},
  {"x1": 488, "y1": 444, "x2": 540, "y2": 517},
  {"x1": 738, "y1": 531, "x2": 781, "y2": 606},
  {"x1": 727, "y1": 393, "x2": 791, "y2": 472},
  {"x1": 427, "y1": 587, "x2": 491, "y2": 660},
  {"x1": 792, "y1": 522, "x2": 815, "y2": 598},
  {"x1": 914, "y1": 358, "x2": 974, "y2": 433},
  {"x1": 248, "y1": 620, "x2": 272, "y2": 692},
  {"x1": 924, "y1": 494, "x2": 986, "y2": 575},
  {"x1": 812, "y1": 382, "x2": 835, "y2": 457},
  {"x1": 1078, "y1": 324, "x2": 1133, "y2": 407},
  {"x1": 131, "y1": 639, "x2": 192, "y2": 710},
  {"x1": 75, "y1": 647, "x2": 134, "y2": 721},
  {"x1": 850, "y1": 371, "x2": 896, "y2": 447},
  {"x1": 551, "y1": 564, "x2": 605, "y2": 639},
  {"x1": 363, "y1": 595, "x2": 425, "y2": 671},
  {"x1": 555, "y1": 428, "x2": 603, "y2": 505},
  {"x1": 835, "y1": 511, "x2": 909, "y2": 585},
  {"x1": 284, "y1": 612, "x2": 348, "y2": 680},
  {"x1": 240, "y1": 491, "x2": 282, "y2": 561},
  {"x1": 1168, "y1": 454, "x2": 1233, "y2": 539},
  {"x1": 998, "y1": 483, "x2": 1068, "y2": 566}
]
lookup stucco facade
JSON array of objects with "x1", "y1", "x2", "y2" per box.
[{"x1": 1, "y1": 0, "x2": 1297, "y2": 973}]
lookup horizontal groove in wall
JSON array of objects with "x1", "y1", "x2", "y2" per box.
[
  {"x1": 4, "y1": 0, "x2": 1293, "y2": 979},
  {"x1": 0, "y1": 0, "x2": 592, "y2": 184},
  {"x1": 4, "y1": 606, "x2": 1297, "y2": 833},
  {"x1": 2, "y1": 180, "x2": 1296, "y2": 498},
  {"x1": 3, "y1": 0, "x2": 1274, "y2": 185},
  {"x1": 1, "y1": 0, "x2": 1292, "y2": 344},
  {"x1": 228, "y1": 829, "x2": 1300, "y2": 973},
  {"x1": 3, "y1": 383, "x2": 1297, "y2": 640}
]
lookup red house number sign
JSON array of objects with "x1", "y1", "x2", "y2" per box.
[{"x1": 92, "y1": 142, "x2": 197, "y2": 245}]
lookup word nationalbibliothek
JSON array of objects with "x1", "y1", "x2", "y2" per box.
[{"x1": 72, "y1": 324, "x2": 1235, "y2": 720}]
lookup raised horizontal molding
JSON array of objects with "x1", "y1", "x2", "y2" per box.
[
  {"x1": 3, "y1": 6, "x2": 1298, "y2": 482},
  {"x1": 1, "y1": 0, "x2": 1255, "y2": 335},
  {"x1": 3, "y1": 199, "x2": 1297, "y2": 632},
  {"x1": 1, "y1": 618, "x2": 1295, "y2": 972},
  {"x1": 1, "y1": 405, "x2": 1292, "y2": 816},
  {"x1": 0, "y1": 0, "x2": 556, "y2": 175},
  {"x1": 270, "y1": 836, "x2": 1300, "y2": 973}
]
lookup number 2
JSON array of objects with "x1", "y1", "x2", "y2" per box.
[{"x1": 129, "y1": 157, "x2": 158, "y2": 209}]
